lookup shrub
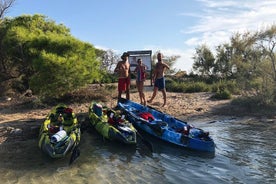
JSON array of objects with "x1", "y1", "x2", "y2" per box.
[
  {"x1": 185, "y1": 82, "x2": 210, "y2": 93},
  {"x1": 211, "y1": 89, "x2": 231, "y2": 99}
]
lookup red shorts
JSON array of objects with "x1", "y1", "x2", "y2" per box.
[{"x1": 118, "y1": 77, "x2": 130, "y2": 92}]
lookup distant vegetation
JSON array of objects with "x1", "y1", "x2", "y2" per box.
[{"x1": 167, "y1": 25, "x2": 276, "y2": 106}]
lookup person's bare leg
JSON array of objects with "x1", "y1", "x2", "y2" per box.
[
  {"x1": 142, "y1": 92, "x2": 146, "y2": 105},
  {"x1": 140, "y1": 82, "x2": 146, "y2": 105},
  {"x1": 148, "y1": 87, "x2": 158, "y2": 103},
  {"x1": 118, "y1": 91, "x2": 122, "y2": 103},
  {"x1": 139, "y1": 91, "x2": 143, "y2": 104},
  {"x1": 126, "y1": 89, "x2": 130, "y2": 100},
  {"x1": 161, "y1": 89, "x2": 167, "y2": 107},
  {"x1": 138, "y1": 82, "x2": 143, "y2": 104}
]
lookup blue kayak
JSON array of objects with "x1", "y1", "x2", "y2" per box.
[{"x1": 118, "y1": 98, "x2": 215, "y2": 152}]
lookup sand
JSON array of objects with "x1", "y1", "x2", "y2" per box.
[{"x1": 0, "y1": 82, "x2": 272, "y2": 143}]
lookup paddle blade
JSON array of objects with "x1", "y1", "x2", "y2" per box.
[
  {"x1": 141, "y1": 139, "x2": 153, "y2": 152},
  {"x1": 69, "y1": 146, "x2": 80, "y2": 165},
  {"x1": 136, "y1": 131, "x2": 153, "y2": 152}
]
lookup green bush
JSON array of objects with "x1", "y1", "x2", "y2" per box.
[
  {"x1": 211, "y1": 80, "x2": 239, "y2": 94},
  {"x1": 185, "y1": 82, "x2": 210, "y2": 93},
  {"x1": 100, "y1": 73, "x2": 117, "y2": 83},
  {"x1": 166, "y1": 81, "x2": 210, "y2": 93},
  {"x1": 166, "y1": 81, "x2": 186, "y2": 92},
  {"x1": 211, "y1": 89, "x2": 231, "y2": 99}
]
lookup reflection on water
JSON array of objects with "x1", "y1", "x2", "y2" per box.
[{"x1": 0, "y1": 118, "x2": 275, "y2": 184}]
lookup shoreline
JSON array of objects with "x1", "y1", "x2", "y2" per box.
[{"x1": 1, "y1": 87, "x2": 275, "y2": 144}]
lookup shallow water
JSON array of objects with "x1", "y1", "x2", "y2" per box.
[{"x1": 0, "y1": 118, "x2": 275, "y2": 184}]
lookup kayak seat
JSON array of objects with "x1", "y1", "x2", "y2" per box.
[
  {"x1": 138, "y1": 112, "x2": 155, "y2": 122},
  {"x1": 63, "y1": 119, "x2": 74, "y2": 126},
  {"x1": 93, "y1": 103, "x2": 103, "y2": 117},
  {"x1": 157, "y1": 121, "x2": 168, "y2": 127}
]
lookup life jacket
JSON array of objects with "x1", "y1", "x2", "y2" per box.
[{"x1": 138, "y1": 112, "x2": 154, "y2": 121}]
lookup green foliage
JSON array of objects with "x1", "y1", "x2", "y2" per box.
[
  {"x1": 189, "y1": 24, "x2": 276, "y2": 105},
  {"x1": 185, "y1": 82, "x2": 210, "y2": 93},
  {"x1": 192, "y1": 44, "x2": 215, "y2": 77},
  {"x1": 0, "y1": 14, "x2": 101, "y2": 98},
  {"x1": 100, "y1": 72, "x2": 117, "y2": 83},
  {"x1": 166, "y1": 76, "x2": 239, "y2": 100},
  {"x1": 166, "y1": 80, "x2": 210, "y2": 93},
  {"x1": 211, "y1": 89, "x2": 231, "y2": 100},
  {"x1": 211, "y1": 80, "x2": 239, "y2": 95}
]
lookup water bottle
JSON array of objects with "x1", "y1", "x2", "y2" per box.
[
  {"x1": 119, "y1": 114, "x2": 125, "y2": 123},
  {"x1": 183, "y1": 125, "x2": 190, "y2": 135},
  {"x1": 108, "y1": 112, "x2": 115, "y2": 125},
  {"x1": 50, "y1": 130, "x2": 67, "y2": 143}
]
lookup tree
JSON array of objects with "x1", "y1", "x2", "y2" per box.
[
  {"x1": 228, "y1": 26, "x2": 276, "y2": 104},
  {"x1": 0, "y1": 14, "x2": 101, "y2": 98},
  {"x1": 255, "y1": 25, "x2": 276, "y2": 103},
  {"x1": 213, "y1": 44, "x2": 233, "y2": 79},
  {"x1": 257, "y1": 25, "x2": 276, "y2": 81},
  {"x1": 0, "y1": 0, "x2": 16, "y2": 90},
  {"x1": 192, "y1": 44, "x2": 215, "y2": 77},
  {"x1": 100, "y1": 49, "x2": 119, "y2": 73},
  {"x1": 0, "y1": 0, "x2": 15, "y2": 20},
  {"x1": 231, "y1": 32, "x2": 262, "y2": 91}
]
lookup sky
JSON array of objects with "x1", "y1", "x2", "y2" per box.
[{"x1": 5, "y1": 0, "x2": 276, "y2": 72}]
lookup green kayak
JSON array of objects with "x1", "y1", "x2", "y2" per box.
[
  {"x1": 38, "y1": 104, "x2": 81, "y2": 158},
  {"x1": 88, "y1": 102, "x2": 137, "y2": 144}
]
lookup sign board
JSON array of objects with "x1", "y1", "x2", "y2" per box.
[{"x1": 127, "y1": 50, "x2": 152, "y2": 72}]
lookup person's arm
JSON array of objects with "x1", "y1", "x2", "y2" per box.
[
  {"x1": 127, "y1": 62, "x2": 131, "y2": 79},
  {"x1": 114, "y1": 62, "x2": 121, "y2": 73},
  {"x1": 164, "y1": 63, "x2": 170, "y2": 70},
  {"x1": 114, "y1": 63, "x2": 119, "y2": 73},
  {"x1": 134, "y1": 66, "x2": 138, "y2": 73},
  {"x1": 143, "y1": 64, "x2": 147, "y2": 71},
  {"x1": 152, "y1": 69, "x2": 157, "y2": 82},
  {"x1": 133, "y1": 66, "x2": 138, "y2": 78}
]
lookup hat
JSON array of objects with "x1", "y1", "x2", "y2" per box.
[{"x1": 121, "y1": 52, "x2": 129, "y2": 59}]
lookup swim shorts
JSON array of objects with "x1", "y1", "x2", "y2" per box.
[
  {"x1": 118, "y1": 77, "x2": 130, "y2": 92},
  {"x1": 154, "y1": 77, "x2": 165, "y2": 90}
]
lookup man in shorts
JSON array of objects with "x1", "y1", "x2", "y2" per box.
[
  {"x1": 147, "y1": 52, "x2": 170, "y2": 107},
  {"x1": 114, "y1": 52, "x2": 131, "y2": 102}
]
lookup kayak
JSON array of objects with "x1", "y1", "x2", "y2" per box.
[
  {"x1": 38, "y1": 104, "x2": 81, "y2": 158},
  {"x1": 88, "y1": 102, "x2": 137, "y2": 144},
  {"x1": 117, "y1": 98, "x2": 215, "y2": 152}
]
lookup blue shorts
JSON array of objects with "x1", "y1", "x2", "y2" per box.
[{"x1": 154, "y1": 77, "x2": 165, "y2": 90}]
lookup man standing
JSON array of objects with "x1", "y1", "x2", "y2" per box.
[
  {"x1": 114, "y1": 52, "x2": 131, "y2": 102},
  {"x1": 147, "y1": 52, "x2": 170, "y2": 107}
]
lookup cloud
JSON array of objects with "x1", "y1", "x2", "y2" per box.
[
  {"x1": 143, "y1": 45, "x2": 195, "y2": 72},
  {"x1": 176, "y1": 0, "x2": 276, "y2": 71},
  {"x1": 183, "y1": 0, "x2": 276, "y2": 40}
]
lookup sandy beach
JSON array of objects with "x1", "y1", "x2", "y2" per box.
[{"x1": 0, "y1": 81, "x2": 270, "y2": 144}]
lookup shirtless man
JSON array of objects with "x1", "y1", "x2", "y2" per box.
[
  {"x1": 148, "y1": 52, "x2": 170, "y2": 107},
  {"x1": 114, "y1": 52, "x2": 130, "y2": 102}
]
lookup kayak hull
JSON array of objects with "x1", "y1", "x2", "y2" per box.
[
  {"x1": 88, "y1": 102, "x2": 137, "y2": 145},
  {"x1": 38, "y1": 104, "x2": 81, "y2": 158},
  {"x1": 118, "y1": 98, "x2": 215, "y2": 152}
]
